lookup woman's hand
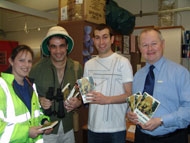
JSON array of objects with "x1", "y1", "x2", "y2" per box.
[{"x1": 29, "y1": 126, "x2": 43, "y2": 139}]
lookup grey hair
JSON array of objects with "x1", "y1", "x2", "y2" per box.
[{"x1": 138, "y1": 28, "x2": 164, "y2": 46}]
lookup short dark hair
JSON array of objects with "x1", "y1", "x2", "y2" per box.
[
  {"x1": 11, "y1": 45, "x2": 34, "y2": 61},
  {"x1": 93, "y1": 24, "x2": 113, "y2": 37},
  {"x1": 47, "y1": 35, "x2": 68, "y2": 46}
]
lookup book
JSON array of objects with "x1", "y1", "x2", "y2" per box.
[
  {"x1": 66, "y1": 86, "x2": 76, "y2": 101},
  {"x1": 77, "y1": 76, "x2": 95, "y2": 104},
  {"x1": 134, "y1": 92, "x2": 143, "y2": 108},
  {"x1": 127, "y1": 92, "x2": 160, "y2": 124},
  {"x1": 127, "y1": 92, "x2": 142, "y2": 112},
  {"x1": 61, "y1": 83, "x2": 80, "y2": 102},
  {"x1": 127, "y1": 95, "x2": 135, "y2": 112},
  {"x1": 39, "y1": 121, "x2": 58, "y2": 131}
]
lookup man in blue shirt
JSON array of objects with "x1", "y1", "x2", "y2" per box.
[{"x1": 127, "y1": 28, "x2": 190, "y2": 143}]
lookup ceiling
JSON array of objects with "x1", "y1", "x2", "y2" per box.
[
  {"x1": 0, "y1": 0, "x2": 60, "y2": 33},
  {"x1": 0, "y1": 0, "x2": 59, "y2": 23},
  {"x1": 5, "y1": 0, "x2": 58, "y2": 11}
]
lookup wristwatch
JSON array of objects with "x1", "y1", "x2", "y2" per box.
[{"x1": 160, "y1": 118, "x2": 163, "y2": 126}]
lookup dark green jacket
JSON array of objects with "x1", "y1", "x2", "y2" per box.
[{"x1": 29, "y1": 57, "x2": 83, "y2": 134}]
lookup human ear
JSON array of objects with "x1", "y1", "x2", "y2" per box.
[
  {"x1": 111, "y1": 35, "x2": 114, "y2": 44},
  {"x1": 8, "y1": 58, "x2": 13, "y2": 66}
]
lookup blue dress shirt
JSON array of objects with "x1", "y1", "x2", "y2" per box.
[{"x1": 133, "y1": 57, "x2": 190, "y2": 136}]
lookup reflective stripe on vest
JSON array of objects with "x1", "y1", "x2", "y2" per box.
[
  {"x1": 4, "y1": 112, "x2": 31, "y2": 123},
  {"x1": 33, "y1": 84, "x2": 42, "y2": 118},
  {"x1": 0, "y1": 123, "x2": 15, "y2": 143},
  {"x1": 33, "y1": 84, "x2": 38, "y2": 96},
  {"x1": 34, "y1": 110, "x2": 41, "y2": 118},
  {"x1": 0, "y1": 78, "x2": 42, "y2": 142},
  {"x1": 0, "y1": 78, "x2": 15, "y2": 120},
  {"x1": 36, "y1": 138, "x2": 44, "y2": 143},
  {"x1": 0, "y1": 78, "x2": 16, "y2": 142},
  {"x1": 0, "y1": 78, "x2": 31, "y2": 123},
  {"x1": 0, "y1": 110, "x2": 5, "y2": 121},
  {"x1": 0, "y1": 78, "x2": 30, "y2": 142},
  {"x1": 33, "y1": 84, "x2": 42, "y2": 109}
]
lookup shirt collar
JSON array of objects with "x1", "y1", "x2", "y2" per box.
[
  {"x1": 145, "y1": 56, "x2": 166, "y2": 72},
  {"x1": 14, "y1": 77, "x2": 28, "y2": 88}
]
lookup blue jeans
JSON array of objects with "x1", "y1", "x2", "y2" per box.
[{"x1": 88, "y1": 130, "x2": 126, "y2": 143}]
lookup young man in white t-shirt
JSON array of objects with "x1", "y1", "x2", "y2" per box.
[{"x1": 83, "y1": 24, "x2": 133, "y2": 143}]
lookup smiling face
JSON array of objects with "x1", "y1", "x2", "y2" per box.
[
  {"x1": 9, "y1": 50, "x2": 33, "y2": 81},
  {"x1": 48, "y1": 36, "x2": 68, "y2": 63},
  {"x1": 139, "y1": 29, "x2": 165, "y2": 65},
  {"x1": 93, "y1": 28, "x2": 114, "y2": 58}
]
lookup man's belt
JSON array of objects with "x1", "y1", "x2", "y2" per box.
[{"x1": 145, "y1": 128, "x2": 187, "y2": 139}]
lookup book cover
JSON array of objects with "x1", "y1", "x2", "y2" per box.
[
  {"x1": 134, "y1": 92, "x2": 142, "y2": 108},
  {"x1": 62, "y1": 83, "x2": 80, "y2": 101},
  {"x1": 39, "y1": 121, "x2": 58, "y2": 131},
  {"x1": 134, "y1": 92, "x2": 160, "y2": 124},
  {"x1": 127, "y1": 95, "x2": 135, "y2": 112},
  {"x1": 127, "y1": 92, "x2": 142, "y2": 112},
  {"x1": 77, "y1": 76, "x2": 95, "y2": 104}
]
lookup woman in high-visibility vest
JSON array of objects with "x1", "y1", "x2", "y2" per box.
[{"x1": 0, "y1": 45, "x2": 52, "y2": 143}]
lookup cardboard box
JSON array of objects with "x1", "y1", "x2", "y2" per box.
[{"x1": 59, "y1": 0, "x2": 105, "y2": 24}]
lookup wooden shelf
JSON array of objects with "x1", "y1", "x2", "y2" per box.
[{"x1": 134, "y1": 25, "x2": 184, "y2": 30}]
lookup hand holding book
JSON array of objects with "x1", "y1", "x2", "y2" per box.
[
  {"x1": 39, "y1": 121, "x2": 58, "y2": 131},
  {"x1": 77, "y1": 76, "x2": 96, "y2": 104},
  {"x1": 127, "y1": 92, "x2": 160, "y2": 124}
]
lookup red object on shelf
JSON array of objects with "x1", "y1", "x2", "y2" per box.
[{"x1": 0, "y1": 41, "x2": 18, "y2": 73}]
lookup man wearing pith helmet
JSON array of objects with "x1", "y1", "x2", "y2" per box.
[{"x1": 30, "y1": 26, "x2": 83, "y2": 143}]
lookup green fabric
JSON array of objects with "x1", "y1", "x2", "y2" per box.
[
  {"x1": 106, "y1": 0, "x2": 136, "y2": 35},
  {"x1": 29, "y1": 57, "x2": 83, "y2": 134},
  {"x1": 0, "y1": 73, "x2": 49, "y2": 143}
]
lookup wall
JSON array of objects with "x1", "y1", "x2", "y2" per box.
[
  {"x1": 0, "y1": 10, "x2": 2, "y2": 29},
  {"x1": 5, "y1": 27, "x2": 48, "y2": 59},
  {"x1": 176, "y1": 0, "x2": 190, "y2": 30},
  {"x1": 2, "y1": 12, "x2": 56, "y2": 59},
  {"x1": 160, "y1": 27, "x2": 183, "y2": 64},
  {"x1": 114, "y1": 0, "x2": 190, "y2": 29},
  {"x1": 0, "y1": 9, "x2": 4, "y2": 40}
]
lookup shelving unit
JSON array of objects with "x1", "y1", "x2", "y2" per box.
[
  {"x1": 181, "y1": 30, "x2": 190, "y2": 71},
  {"x1": 181, "y1": 58, "x2": 190, "y2": 71}
]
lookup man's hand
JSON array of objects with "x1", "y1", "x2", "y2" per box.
[
  {"x1": 39, "y1": 97, "x2": 52, "y2": 109},
  {"x1": 64, "y1": 97, "x2": 82, "y2": 112},
  {"x1": 127, "y1": 112, "x2": 162, "y2": 131},
  {"x1": 140, "y1": 118, "x2": 162, "y2": 131},
  {"x1": 86, "y1": 91, "x2": 110, "y2": 105},
  {"x1": 29, "y1": 126, "x2": 43, "y2": 139},
  {"x1": 127, "y1": 111, "x2": 139, "y2": 124}
]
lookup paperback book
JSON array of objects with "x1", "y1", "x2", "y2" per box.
[
  {"x1": 127, "y1": 92, "x2": 160, "y2": 124},
  {"x1": 39, "y1": 121, "x2": 58, "y2": 131},
  {"x1": 77, "y1": 76, "x2": 95, "y2": 104}
]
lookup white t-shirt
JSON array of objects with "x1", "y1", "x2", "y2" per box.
[{"x1": 83, "y1": 53, "x2": 133, "y2": 133}]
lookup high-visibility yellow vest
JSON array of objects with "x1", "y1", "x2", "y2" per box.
[{"x1": 0, "y1": 73, "x2": 49, "y2": 143}]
